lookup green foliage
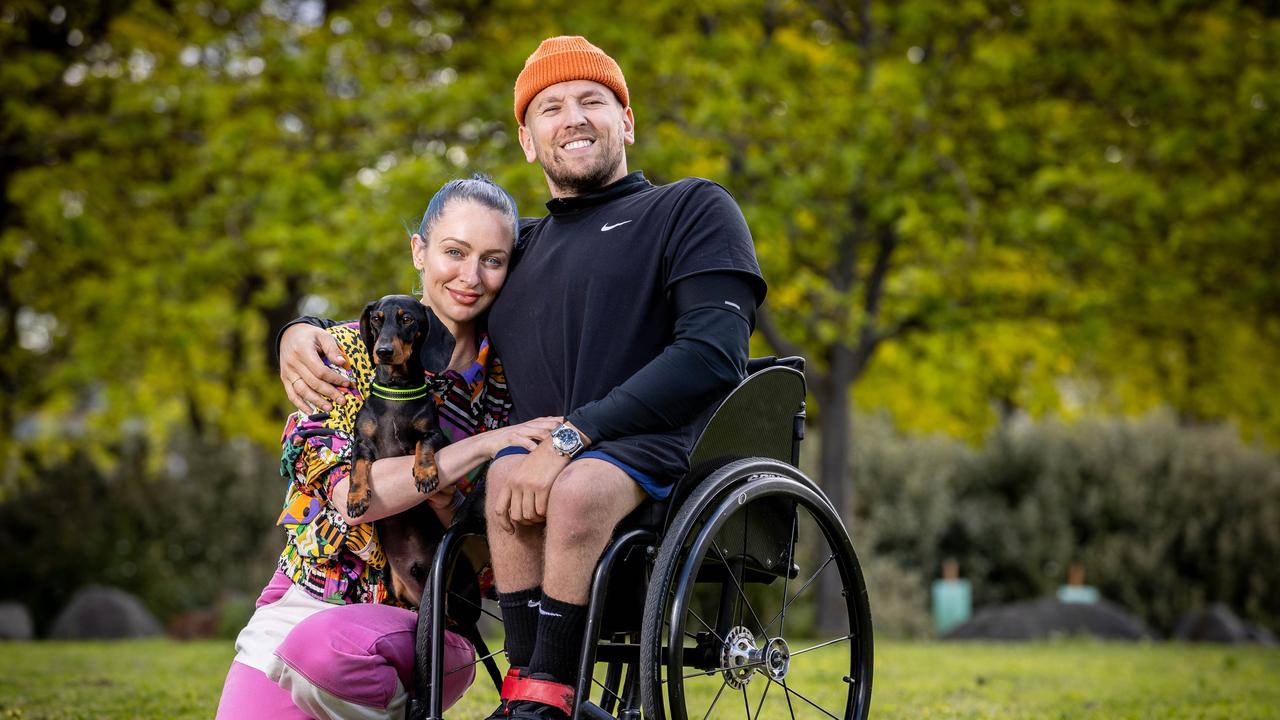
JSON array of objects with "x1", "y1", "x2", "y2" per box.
[
  {"x1": 214, "y1": 592, "x2": 254, "y2": 640},
  {"x1": 1, "y1": 1, "x2": 495, "y2": 486},
  {"x1": 845, "y1": 411, "x2": 1280, "y2": 635},
  {"x1": 0, "y1": 433, "x2": 282, "y2": 633},
  {"x1": 857, "y1": 553, "x2": 933, "y2": 639},
  {"x1": 1, "y1": 0, "x2": 1277, "y2": 480}
]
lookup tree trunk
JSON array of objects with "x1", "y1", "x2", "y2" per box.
[{"x1": 815, "y1": 345, "x2": 856, "y2": 636}]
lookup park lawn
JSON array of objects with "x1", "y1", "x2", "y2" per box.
[{"x1": 0, "y1": 639, "x2": 1277, "y2": 719}]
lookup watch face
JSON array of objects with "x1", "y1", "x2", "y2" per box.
[{"x1": 552, "y1": 426, "x2": 581, "y2": 454}]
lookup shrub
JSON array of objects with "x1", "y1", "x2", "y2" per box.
[
  {"x1": 841, "y1": 411, "x2": 1280, "y2": 636},
  {"x1": 0, "y1": 431, "x2": 283, "y2": 634}
]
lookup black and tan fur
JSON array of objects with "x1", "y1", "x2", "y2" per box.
[{"x1": 349, "y1": 294, "x2": 454, "y2": 607}]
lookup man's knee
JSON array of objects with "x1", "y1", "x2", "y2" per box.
[
  {"x1": 546, "y1": 461, "x2": 644, "y2": 545},
  {"x1": 484, "y1": 455, "x2": 521, "y2": 517}
]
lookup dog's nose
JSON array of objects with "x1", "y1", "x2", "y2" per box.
[{"x1": 376, "y1": 346, "x2": 394, "y2": 361}]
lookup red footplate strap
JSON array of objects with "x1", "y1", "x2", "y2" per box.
[
  {"x1": 500, "y1": 670, "x2": 575, "y2": 716},
  {"x1": 499, "y1": 666, "x2": 522, "y2": 700}
]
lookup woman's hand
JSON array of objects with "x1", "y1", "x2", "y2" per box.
[
  {"x1": 426, "y1": 417, "x2": 561, "y2": 507},
  {"x1": 331, "y1": 418, "x2": 562, "y2": 527},
  {"x1": 484, "y1": 416, "x2": 562, "y2": 457},
  {"x1": 280, "y1": 324, "x2": 352, "y2": 413}
]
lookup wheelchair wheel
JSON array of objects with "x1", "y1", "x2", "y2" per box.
[{"x1": 640, "y1": 458, "x2": 873, "y2": 720}]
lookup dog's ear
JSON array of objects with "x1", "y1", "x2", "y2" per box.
[
  {"x1": 417, "y1": 305, "x2": 455, "y2": 375},
  {"x1": 359, "y1": 300, "x2": 379, "y2": 355}
]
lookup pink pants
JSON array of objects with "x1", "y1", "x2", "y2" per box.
[{"x1": 216, "y1": 574, "x2": 475, "y2": 719}]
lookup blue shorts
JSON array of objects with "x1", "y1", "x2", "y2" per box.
[{"x1": 493, "y1": 446, "x2": 670, "y2": 500}]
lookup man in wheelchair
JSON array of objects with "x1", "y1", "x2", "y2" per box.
[
  {"x1": 280, "y1": 35, "x2": 876, "y2": 720},
  {"x1": 480, "y1": 36, "x2": 766, "y2": 719}
]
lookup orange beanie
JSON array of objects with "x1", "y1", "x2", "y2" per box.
[{"x1": 513, "y1": 36, "x2": 629, "y2": 124}]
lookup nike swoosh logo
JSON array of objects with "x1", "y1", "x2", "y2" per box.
[
  {"x1": 600, "y1": 220, "x2": 632, "y2": 232},
  {"x1": 538, "y1": 607, "x2": 563, "y2": 618},
  {"x1": 527, "y1": 599, "x2": 541, "y2": 608}
]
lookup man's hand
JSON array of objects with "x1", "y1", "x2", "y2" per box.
[
  {"x1": 279, "y1": 324, "x2": 352, "y2": 413},
  {"x1": 495, "y1": 441, "x2": 567, "y2": 532},
  {"x1": 492, "y1": 422, "x2": 591, "y2": 532}
]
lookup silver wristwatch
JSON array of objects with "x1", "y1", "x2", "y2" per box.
[{"x1": 550, "y1": 423, "x2": 585, "y2": 458}]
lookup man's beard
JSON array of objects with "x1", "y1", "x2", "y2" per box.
[{"x1": 542, "y1": 139, "x2": 624, "y2": 196}]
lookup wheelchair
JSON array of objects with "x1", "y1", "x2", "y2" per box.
[{"x1": 409, "y1": 357, "x2": 873, "y2": 719}]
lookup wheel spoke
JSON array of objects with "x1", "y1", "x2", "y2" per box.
[
  {"x1": 712, "y1": 540, "x2": 767, "y2": 635},
  {"x1": 687, "y1": 605, "x2": 727, "y2": 646},
  {"x1": 592, "y1": 676, "x2": 623, "y2": 707},
  {"x1": 741, "y1": 685, "x2": 751, "y2": 716},
  {"x1": 777, "y1": 505, "x2": 799, "y2": 638},
  {"x1": 662, "y1": 657, "x2": 770, "y2": 684},
  {"x1": 763, "y1": 552, "x2": 835, "y2": 636},
  {"x1": 445, "y1": 645, "x2": 504, "y2": 675},
  {"x1": 738, "y1": 501, "x2": 750, "y2": 631},
  {"x1": 751, "y1": 676, "x2": 772, "y2": 720},
  {"x1": 678, "y1": 665, "x2": 735, "y2": 682},
  {"x1": 781, "y1": 675, "x2": 797, "y2": 720},
  {"x1": 774, "y1": 677, "x2": 839, "y2": 720},
  {"x1": 790, "y1": 633, "x2": 855, "y2": 658},
  {"x1": 667, "y1": 583, "x2": 727, "y2": 647},
  {"x1": 447, "y1": 590, "x2": 504, "y2": 623},
  {"x1": 700, "y1": 679, "x2": 729, "y2": 720}
]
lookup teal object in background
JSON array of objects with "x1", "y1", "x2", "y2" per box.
[
  {"x1": 1057, "y1": 584, "x2": 1101, "y2": 604},
  {"x1": 1058, "y1": 562, "x2": 1099, "y2": 604},
  {"x1": 932, "y1": 578, "x2": 972, "y2": 635}
]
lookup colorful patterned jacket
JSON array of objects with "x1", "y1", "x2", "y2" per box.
[{"x1": 276, "y1": 322, "x2": 510, "y2": 605}]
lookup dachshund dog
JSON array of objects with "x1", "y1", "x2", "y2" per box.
[{"x1": 349, "y1": 294, "x2": 455, "y2": 607}]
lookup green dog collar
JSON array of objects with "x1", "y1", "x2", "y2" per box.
[{"x1": 369, "y1": 382, "x2": 430, "y2": 401}]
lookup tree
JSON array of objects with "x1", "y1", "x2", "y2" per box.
[
  {"x1": 2, "y1": 0, "x2": 489, "y2": 486},
  {"x1": 613, "y1": 0, "x2": 1280, "y2": 629},
  {"x1": 3, "y1": 0, "x2": 1277, "y2": 635}
]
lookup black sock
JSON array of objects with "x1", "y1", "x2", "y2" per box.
[
  {"x1": 498, "y1": 586, "x2": 542, "y2": 669},
  {"x1": 527, "y1": 593, "x2": 589, "y2": 684}
]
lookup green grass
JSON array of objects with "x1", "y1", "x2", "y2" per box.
[
  {"x1": 870, "y1": 641, "x2": 1280, "y2": 719},
  {"x1": 1, "y1": 639, "x2": 1277, "y2": 718},
  {"x1": 0, "y1": 640, "x2": 230, "y2": 719}
]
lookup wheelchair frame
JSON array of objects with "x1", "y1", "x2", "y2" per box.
[{"x1": 409, "y1": 357, "x2": 873, "y2": 720}]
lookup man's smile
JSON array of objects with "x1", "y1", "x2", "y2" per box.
[{"x1": 561, "y1": 138, "x2": 595, "y2": 152}]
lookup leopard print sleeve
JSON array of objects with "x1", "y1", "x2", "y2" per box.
[
  {"x1": 278, "y1": 324, "x2": 371, "y2": 498},
  {"x1": 275, "y1": 323, "x2": 392, "y2": 604}
]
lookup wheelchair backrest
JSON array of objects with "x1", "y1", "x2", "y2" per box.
[
  {"x1": 688, "y1": 355, "x2": 807, "y2": 471},
  {"x1": 610, "y1": 356, "x2": 807, "y2": 537},
  {"x1": 600, "y1": 357, "x2": 809, "y2": 635}
]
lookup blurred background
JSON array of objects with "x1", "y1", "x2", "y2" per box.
[{"x1": 1, "y1": 0, "x2": 1277, "y2": 644}]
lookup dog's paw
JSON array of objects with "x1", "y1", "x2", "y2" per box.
[
  {"x1": 412, "y1": 465, "x2": 440, "y2": 495},
  {"x1": 346, "y1": 492, "x2": 371, "y2": 518}
]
